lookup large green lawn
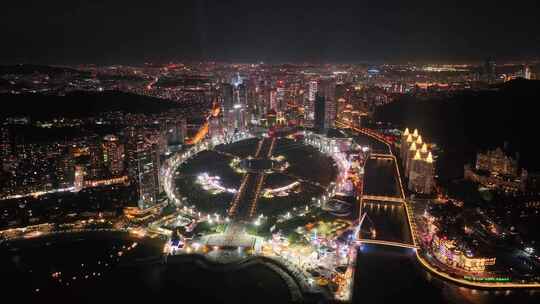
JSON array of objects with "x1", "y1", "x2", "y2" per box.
[{"x1": 175, "y1": 137, "x2": 338, "y2": 218}]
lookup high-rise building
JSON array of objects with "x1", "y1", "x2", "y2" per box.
[
  {"x1": 314, "y1": 95, "x2": 326, "y2": 133},
  {"x1": 401, "y1": 128, "x2": 435, "y2": 194},
  {"x1": 270, "y1": 89, "x2": 278, "y2": 112},
  {"x1": 135, "y1": 142, "x2": 161, "y2": 209},
  {"x1": 222, "y1": 83, "x2": 234, "y2": 112},
  {"x1": 524, "y1": 65, "x2": 532, "y2": 80},
  {"x1": 73, "y1": 165, "x2": 84, "y2": 192},
  {"x1": 166, "y1": 118, "x2": 187, "y2": 146},
  {"x1": 88, "y1": 139, "x2": 103, "y2": 179},
  {"x1": 221, "y1": 74, "x2": 249, "y2": 132},
  {"x1": 483, "y1": 58, "x2": 496, "y2": 83},
  {"x1": 56, "y1": 152, "x2": 75, "y2": 189},
  {"x1": 0, "y1": 127, "x2": 10, "y2": 162},
  {"x1": 306, "y1": 80, "x2": 318, "y2": 121},
  {"x1": 235, "y1": 83, "x2": 248, "y2": 107},
  {"x1": 221, "y1": 83, "x2": 234, "y2": 130},
  {"x1": 102, "y1": 134, "x2": 125, "y2": 176},
  {"x1": 319, "y1": 78, "x2": 336, "y2": 129},
  {"x1": 308, "y1": 80, "x2": 318, "y2": 102},
  {"x1": 335, "y1": 83, "x2": 347, "y2": 121},
  {"x1": 125, "y1": 128, "x2": 161, "y2": 209},
  {"x1": 276, "y1": 86, "x2": 285, "y2": 113}
]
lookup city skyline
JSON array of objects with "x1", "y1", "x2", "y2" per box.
[{"x1": 2, "y1": 2, "x2": 540, "y2": 303}]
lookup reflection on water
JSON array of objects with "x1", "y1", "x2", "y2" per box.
[
  {"x1": 2, "y1": 229, "x2": 539, "y2": 304},
  {"x1": 1, "y1": 232, "x2": 294, "y2": 304},
  {"x1": 363, "y1": 158, "x2": 401, "y2": 198},
  {"x1": 354, "y1": 207, "x2": 540, "y2": 304},
  {"x1": 361, "y1": 202, "x2": 412, "y2": 244}
]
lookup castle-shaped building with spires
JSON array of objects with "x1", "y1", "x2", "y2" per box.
[{"x1": 400, "y1": 128, "x2": 435, "y2": 194}]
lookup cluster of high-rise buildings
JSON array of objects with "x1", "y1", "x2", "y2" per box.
[
  {"x1": 2, "y1": 60, "x2": 538, "y2": 212},
  {"x1": 400, "y1": 128, "x2": 435, "y2": 194},
  {"x1": 215, "y1": 68, "x2": 376, "y2": 137},
  {"x1": 0, "y1": 116, "x2": 187, "y2": 209}
]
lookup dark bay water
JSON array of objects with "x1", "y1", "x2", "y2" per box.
[{"x1": 354, "y1": 245, "x2": 540, "y2": 304}]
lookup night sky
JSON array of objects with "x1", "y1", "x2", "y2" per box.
[{"x1": 2, "y1": 0, "x2": 539, "y2": 64}]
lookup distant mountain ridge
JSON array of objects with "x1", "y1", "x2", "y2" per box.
[
  {"x1": 0, "y1": 64, "x2": 88, "y2": 76},
  {"x1": 0, "y1": 90, "x2": 183, "y2": 120}
]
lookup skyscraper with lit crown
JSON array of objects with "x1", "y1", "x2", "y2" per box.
[{"x1": 401, "y1": 128, "x2": 435, "y2": 194}]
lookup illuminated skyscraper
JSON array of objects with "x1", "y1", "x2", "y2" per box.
[
  {"x1": 232, "y1": 81, "x2": 248, "y2": 131},
  {"x1": 308, "y1": 80, "x2": 318, "y2": 102},
  {"x1": 524, "y1": 65, "x2": 532, "y2": 80},
  {"x1": 73, "y1": 165, "x2": 84, "y2": 192},
  {"x1": 221, "y1": 83, "x2": 234, "y2": 130},
  {"x1": 125, "y1": 129, "x2": 161, "y2": 209},
  {"x1": 135, "y1": 142, "x2": 161, "y2": 209},
  {"x1": 102, "y1": 134, "x2": 125, "y2": 176},
  {"x1": 408, "y1": 151, "x2": 435, "y2": 194},
  {"x1": 401, "y1": 128, "x2": 435, "y2": 194},
  {"x1": 306, "y1": 80, "x2": 318, "y2": 120}
]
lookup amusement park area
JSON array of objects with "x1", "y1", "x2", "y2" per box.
[{"x1": 156, "y1": 126, "x2": 370, "y2": 301}]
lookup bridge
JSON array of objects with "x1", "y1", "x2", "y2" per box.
[
  {"x1": 369, "y1": 153, "x2": 394, "y2": 159},
  {"x1": 335, "y1": 121, "x2": 392, "y2": 152},
  {"x1": 357, "y1": 238, "x2": 418, "y2": 250},
  {"x1": 362, "y1": 195, "x2": 404, "y2": 203},
  {"x1": 345, "y1": 124, "x2": 417, "y2": 252}
]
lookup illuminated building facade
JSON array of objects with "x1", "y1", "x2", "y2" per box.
[
  {"x1": 464, "y1": 147, "x2": 527, "y2": 192},
  {"x1": 125, "y1": 129, "x2": 162, "y2": 209},
  {"x1": 102, "y1": 134, "x2": 124, "y2": 176},
  {"x1": 431, "y1": 234, "x2": 496, "y2": 273},
  {"x1": 304, "y1": 131, "x2": 352, "y2": 154},
  {"x1": 56, "y1": 152, "x2": 75, "y2": 189},
  {"x1": 401, "y1": 128, "x2": 435, "y2": 194},
  {"x1": 136, "y1": 142, "x2": 161, "y2": 209},
  {"x1": 524, "y1": 65, "x2": 532, "y2": 80},
  {"x1": 306, "y1": 80, "x2": 318, "y2": 121},
  {"x1": 475, "y1": 147, "x2": 518, "y2": 177}
]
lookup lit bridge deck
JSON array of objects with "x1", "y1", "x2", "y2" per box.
[
  {"x1": 357, "y1": 238, "x2": 418, "y2": 249},
  {"x1": 362, "y1": 195, "x2": 404, "y2": 203}
]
